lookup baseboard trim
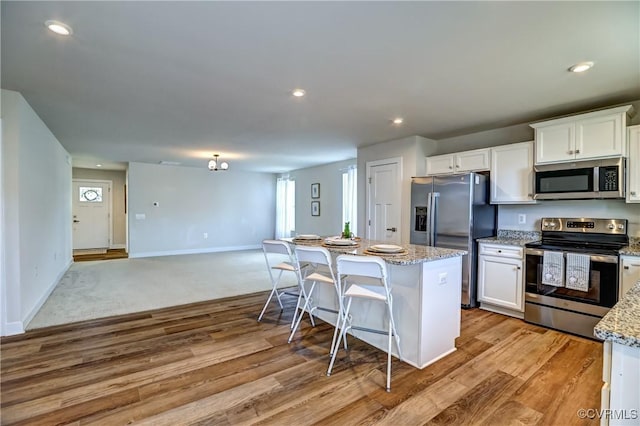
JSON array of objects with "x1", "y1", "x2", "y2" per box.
[
  {"x1": 110, "y1": 244, "x2": 126, "y2": 249},
  {"x1": 129, "y1": 245, "x2": 262, "y2": 259},
  {"x1": 21, "y1": 258, "x2": 73, "y2": 330},
  {"x1": 3, "y1": 321, "x2": 25, "y2": 336}
]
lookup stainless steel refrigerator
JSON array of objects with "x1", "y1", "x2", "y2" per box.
[{"x1": 410, "y1": 173, "x2": 496, "y2": 308}]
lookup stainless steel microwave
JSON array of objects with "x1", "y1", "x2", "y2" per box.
[{"x1": 533, "y1": 158, "x2": 625, "y2": 200}]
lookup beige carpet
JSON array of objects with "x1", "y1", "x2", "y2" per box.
[{"x1": 27, "y1": 249, "x2": 297, "y2": 329}]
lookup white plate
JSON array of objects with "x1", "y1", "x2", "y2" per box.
[
  {"x1": 324, "y1": 238, "x2": 357, "y2": 246},
  {"x1": 295, "y1": 234, "x2": 321, "y2": 240},
  {"x1": 369, "y1": 244, "x2": 404, "y2": 253}
]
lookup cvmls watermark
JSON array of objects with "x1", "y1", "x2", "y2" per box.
[{"x1": 577, "y1": 408, "x2": 639, "y2": 420}]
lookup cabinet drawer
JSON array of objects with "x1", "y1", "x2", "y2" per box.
[{"x1": 479, "y1": 244, "x2": 523, "y2": 259}]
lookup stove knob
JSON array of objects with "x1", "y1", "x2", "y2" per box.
[
  {"x1": 543, "y1": 222, "x2": 549, "y2": 227},
  {"x1": 618, "y1": 224, "x2": 625, "y2": 230},
  {"x1": 608, "y1": 224, "x2": 615, "y2": 230}
]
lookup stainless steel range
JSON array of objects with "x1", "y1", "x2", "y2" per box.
[{"x1": 524, "y1": 217, "x2": 628, "y2": 339}]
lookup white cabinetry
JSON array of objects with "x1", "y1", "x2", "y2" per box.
[
  {"x1": 490, "y1": 141, "x2": 536, "y2": 204},
  {"x1": 601, "y1": 341, "x2": 640, "y2": 426},
  {"x1": 477, "y1": 243, "x2": 524, "y2": 317},
  {"x1": 531, "y1": 105, "x2": 633, "y2": 165},
  {"x1": 620, "y1": 256, "x2": 640, "y2": 298},
  {"x1": 627, "y1": 125, "x2": 640, "y2": 203},
  {"x1": 425, "y1": 148, "x2": 490, "y2": 176}
]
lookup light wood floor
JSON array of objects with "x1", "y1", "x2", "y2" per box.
[
  {"x1": 73, "y1": 248, "x2": 128, "y2": 262},
  {"x1": 1, "y1": 292, "x2": 602, "y2": 425}
]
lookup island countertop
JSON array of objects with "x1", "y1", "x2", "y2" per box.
[
  {"x1": 594, "y1": 280, "x2": 640, "y2": 347},
  {"x1": 287, "y1": 238, "x2": 467, "y2": 266}
]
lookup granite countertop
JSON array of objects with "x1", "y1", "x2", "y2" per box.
[
  {"x1": 619, "y1": 238, "x2": 640, "y2": 256},
  {"x1": 594, "y1": 280, "x2": 640, "y2": 347},
  {"x1": 288, "y1": 238, "x2": 467, "y2": 266},
  {"x1": 476, "y1": 230, "x2": 541, "y2": 247}
]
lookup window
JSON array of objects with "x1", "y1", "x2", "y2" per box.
[
  {"x1": 276, "y1": 177, "x2": 295, "y2": 238},
  {"x1": 79, "y1": 186, "x2": 103, "y2": 203},
  {"x1": 342, "y1": 166, "x2": 357, "y2": 234}
]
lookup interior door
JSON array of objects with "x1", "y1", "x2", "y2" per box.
[
  {"x1": 367, "y1": 159, "x2": 401, "y2": 243},
  {"x1": 72, "y1": 180, "x2": 111, "y2": 250}
]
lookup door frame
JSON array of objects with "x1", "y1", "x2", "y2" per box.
[
  {"x1": 365, "y1": 157, "x2": 403, "y2": 241},
  {"x1": 72, "y1": 178, "x2": 113, "y2": 250}
]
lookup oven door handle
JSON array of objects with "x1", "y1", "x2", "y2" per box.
[{"x1": 525, "y1": 248, "x2": 618, "y2": 264}]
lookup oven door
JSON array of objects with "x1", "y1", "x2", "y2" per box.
[{"x1": 524, "y1": 248, "x2": 619, "y2": 308}]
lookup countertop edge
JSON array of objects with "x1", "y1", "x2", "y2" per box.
[{"x1": 594, "y1": 280, "x2": 640, "y2": 348}]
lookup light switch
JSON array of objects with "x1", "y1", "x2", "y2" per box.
[{"x1": 135, "y1": 213, "x2": 146, "y2": 220}]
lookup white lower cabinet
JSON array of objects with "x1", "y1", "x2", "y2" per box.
[
  {"x1": 601, "y1": 340, "x2": 640, "y2": 426},
  {"x1": 620, "y1": 256, "x2": 640, "y2": 298},
  {"x1": 478, "y1": 243, "x2": 524, "y2": 318}
]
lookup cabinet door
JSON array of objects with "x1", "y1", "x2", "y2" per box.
[
  {"x1": 478, "y1": 254, "x2": 523, "y2": 311},
  {"x1": 576, "y1": 113, "x2": 625, "y2": 160},
  {"x1": 627, "y1": 125, "x2": 640, "y2": 203},
  {"x1": 490, "y1": 142, "x2": 535, "y2": 204},
  {"x1": 535, "y1": 123, "x2": 574, "y2": 164},
  {"x1": 456, "y1": 149, "x2": 490, "y2": 172},
  {"x1": 620, "y1": 256, "x2": 640, "y2": 297},
  {"x1": 426, "y1": 154, "x2": 454, "y2": 175}
]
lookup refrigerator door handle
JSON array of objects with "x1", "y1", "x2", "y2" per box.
[
  {"x1": 431, "y1": 192, "x2": 439, "y2": 246},
  {"x1": 426, "y1": 192, "x2": 433, "y2": 245}
]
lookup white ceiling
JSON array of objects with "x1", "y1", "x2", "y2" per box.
[{"x1": 2, "y1": 1, "x2": 639, "y2": 173}]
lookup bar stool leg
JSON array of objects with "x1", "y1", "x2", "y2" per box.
[
  {"x1": 288, "y1": 282, "x2": 316, "y2": 343},
  {"x1": 327, "y1": 297, "x2": 352, "y2": 377}
]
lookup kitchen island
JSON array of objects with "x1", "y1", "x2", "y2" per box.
[
  {"x1": 288, "y1": 238, "x2": 467, "y2": 369},
  {"x1": 594, "y1": 279, "x2": 640, "y2": 426}
]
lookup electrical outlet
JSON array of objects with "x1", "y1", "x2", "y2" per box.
[
  {"x1": 438, "y1": 272, "x2": 447, "y2": 285},
  {"x1": 203, "y1": 233, "x2": 208, "y2": 239},
  {"x1": 518, "y1": 214, "x2": 526, "y2": 224}
]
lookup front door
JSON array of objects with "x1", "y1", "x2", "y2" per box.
[
  {"x1": 72, "y1": 180, "x2": 111, "y2": 250},
  {"x1": 367, "y1": 158, "x2": 401, "y2": 243}
]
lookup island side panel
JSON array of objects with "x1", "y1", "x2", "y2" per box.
[{"x1": 419, "y1": 256, "x2": 462, "y2": 368}]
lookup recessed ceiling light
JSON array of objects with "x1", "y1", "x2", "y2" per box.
[
  {"x1": 568, "y1": 61, "x2": 594, "y2": 73},
  {"x1": 392, "y1": 117, "x2": 404, "y2": 125},
  {"x1": 95, "y1": 164, "x2": 102, "y2": 167},
  {"x1": 292, "y1": 89, "x2": 306, "y2": 97},
  {"x1": 45, "y1": 20, "x2": 73, "y2": 36}
]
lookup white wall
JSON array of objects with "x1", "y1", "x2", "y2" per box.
[
  {"x1": 287, "y1": 159, "x2": 356, "y2": 237},
  {"x1": 72, "y1": 168, "x2": 127, "y2": 247},
  {"x1": 1, "y1": 90, "x2": 73, "y2": 335},
  {"x1": 357, "y1": 136, "x2": 437, "y2": 243},
  {"x1": 127, "y1": 162, "x2": 276, "y2": 257}
]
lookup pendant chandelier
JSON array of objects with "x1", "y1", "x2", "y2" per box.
[{"x1": 208, "y1": 154, "x2": 229, "y2": 171}]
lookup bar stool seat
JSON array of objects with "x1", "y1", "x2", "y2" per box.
[{"x1": 327, "y1": 254, "x2": 402, "y2": 392}]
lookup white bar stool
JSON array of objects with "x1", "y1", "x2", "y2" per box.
[
  {"x1": 288, "y1": 246, "x2": 346, "y2": 355},
  {"x1": 327, "y1": 254, "x2": 402, "y2": 392},
  {"x1": 258, "y1": 240, "x2": 313, "y2": 329}
]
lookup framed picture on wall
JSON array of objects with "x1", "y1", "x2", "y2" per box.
[
  {"x1": 311, "y1": 183, "x2": 320, "y2": 199},
  {"x1": 311, "y1": 201, "x2": 320, "y2": 216}
]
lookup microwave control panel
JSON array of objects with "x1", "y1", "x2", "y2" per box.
[{"x1": 599, "y1": 166, "x2": 619, "y2": 191}]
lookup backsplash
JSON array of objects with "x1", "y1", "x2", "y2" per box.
[{"x1": 498, "y1": 200, "x2": 640, "y2": 237}]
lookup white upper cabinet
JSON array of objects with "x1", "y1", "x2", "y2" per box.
[
  {"x1": 490, "y1": 141, "x2": 536, "y2": 204},
  {"x1": 425, "y1": 148, "x2": 490, "y2": 176},
  {"x1": 425, "y1": 154, "x2": 455, "y2": 175},
  {"x1": 531, "y1": 105, "x2": 634, "y2": 164},
  {"x1": 627, "y1": 125, "x2": 640, "y2": 203}
]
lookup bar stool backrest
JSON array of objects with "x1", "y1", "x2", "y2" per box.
[
  {"x1": 337, "y1": 254, "x2": 387, "y2": 280},
  {"x1": 262, "y1": 240, "x2": 292, "y2": 256},
  {"x1": 295, "y1": 245, "x2": 331, "y2": 267}
]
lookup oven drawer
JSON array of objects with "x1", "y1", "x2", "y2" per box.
[{"x1": 480, "y1": 244, "x2": 523, "y2": 259}]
